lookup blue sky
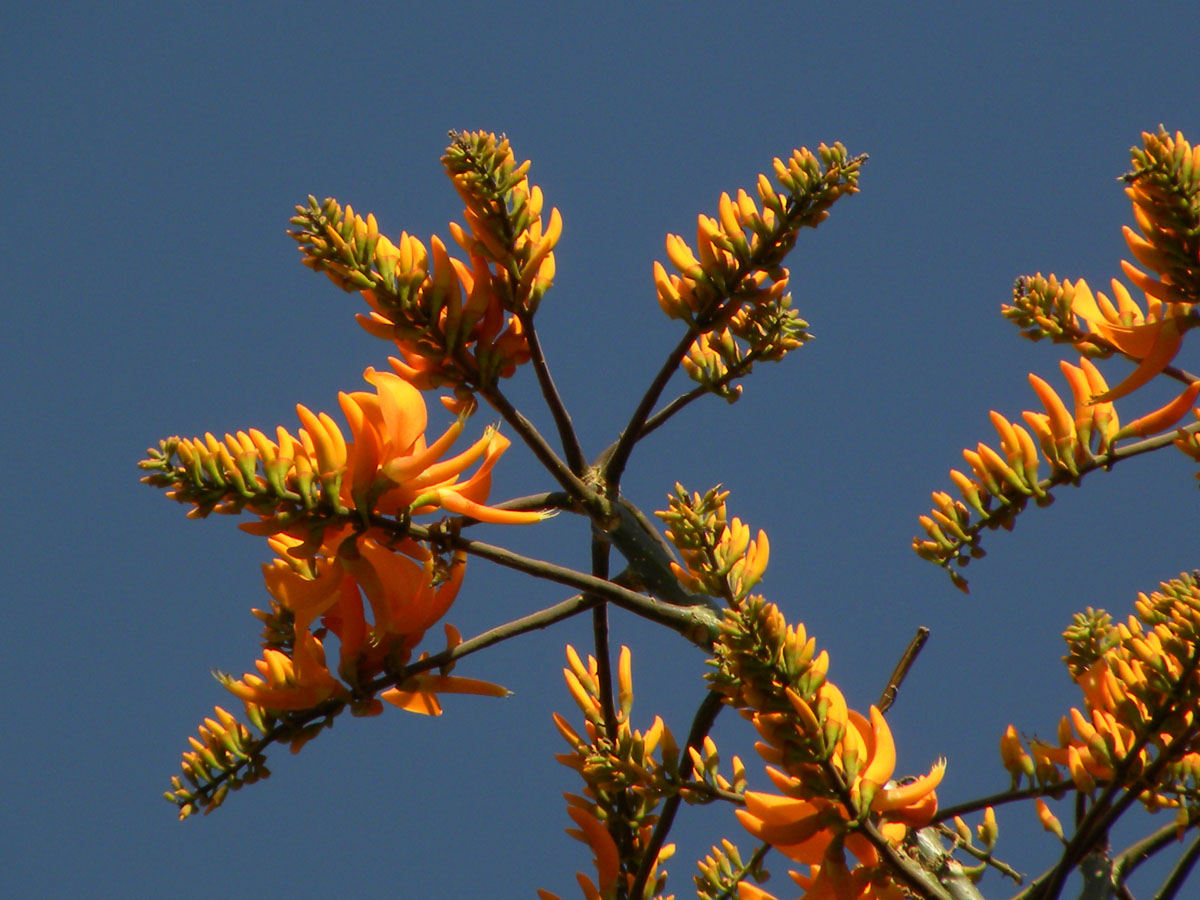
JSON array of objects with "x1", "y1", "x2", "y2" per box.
[{"x1": 6, "y1": 3, "x2": 1199, "y2": 898}]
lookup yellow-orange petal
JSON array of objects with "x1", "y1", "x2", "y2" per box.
[
  {"x1": 363, "y1": 366, "x2": 428, "y2": 451},
  {"x1": 410, "y1": 673, "x2": 510, "y2": 699},
  {"x1": 566, "y1": 807, "x2": 620, "y2": 893},
  {"x1": 743, "y1": 791, "x2": 823, "y2": 827},
  {"x1": 873, "y1": 758, "x2": 946, "y2": 812},
  {"x1": 1091, "y1": 317, "x2": 1184, "y2": 402},
  {"x1": 1029, "y1": 374, "x2": 1074, "y2": 441},
  {"x1": 736, "y1": 883, "x2": 780, "y2": 900},
  {"x1": 861, "y1": 706, "x2": 897, "y2": 787},
  {"x1": 380, "y1": 686, "x2": 442, "y2": 715},
  {"x1": 1036, "y1": 798, "x2": 1064, "y2": 840},
  {"x1": 434, "y1": 489, "x2": 549, "y2": 524},
  {"x1": 1115, "y1": 380, "x2": 1200, "y2": 439}
]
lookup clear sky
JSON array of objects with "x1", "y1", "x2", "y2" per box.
[{"x1": 6, "y1": 3, "x2": 1199, "y2": 898}]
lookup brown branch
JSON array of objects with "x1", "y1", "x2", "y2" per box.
[
  {"x1": 606, "y1": 343, "x2": 770, "y2": 448},
  {"x1": 479, "y1": 383, "x2": 596, "y2": 505},
  {"x1": 1114, "y1": 807, "x2": 1200, "y2": 883},
  {"x1": 406, "y1": 522, "x2": 721, "y2": 643},
  {"x1": 601, "y1": 325, "x2": 702, "y2": 489},
  {"x1": 517, "y1": 312, "x2": 588, "y2": 475},
  {"x1": 1151, "y1": 830, "x2": 1200, "y2": 900},
  {"x1": 878, "y1": 626, "x2": 930, "y2": 713},
  {"x1": 629, "y1": 690, "x2": 726, "y2": 900},
  {"x1": 589, "y1": 534, "x2": 617, "y2": 742}
]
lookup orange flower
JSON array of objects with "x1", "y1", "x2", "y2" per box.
[
  {"x1": 337, "y1": 365, "x2": 546, "y2": 524},
  {"x1": 739, "y1": 699, "x2": 944, "y2": 871},
  {"x1": 1069, "y1": 277, "x2": 1190, "y2": 402},
  {"x1": 380, "y1": 673, "x2": 509, "y2": 716},
  {"x1": 249, "y1": 527, "x2": 503, "y2": 718},
  {"x1": 220, "y1": 638, "x2": 346, "y2": 712}
]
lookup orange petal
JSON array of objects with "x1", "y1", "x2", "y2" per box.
[
  {"x1": 1115, "y1": 380, "x2": 1200, "y2": 438},
  {"x1": 873, "y1": 758, "x2": 946, "y2": 812},
  {"x1": 566, "y1": 807, "x2": 620, "y2": 893},
  {"x1": 363, "y1": 367, "x2": 428, "y2": 451},
  {"x1": 435, "y1": 489, "x2": 548, "y2": 524},
  {"x1": 1091, "y1": 317, "x2": 1184, "y2": 402},
  {"x1": 380, "y1": 686, "x2": 442, "y2": 715},
  {"x1": 861, "y1": 706, "x2": 897, "y2": 787},
  {"x1": 411, "y1": 673, "x2": 510, "y2": 699},
  {"x1": 1029, "y1": 374, "x2": 1074, "y2": 441}
]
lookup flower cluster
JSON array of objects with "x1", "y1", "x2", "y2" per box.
[
  {"x1": 543, "y1": 646, "x2": 688, "y2": 900},
  {"x1": 165, "y1": 706, "x2": 268, "y2": 819},
  {"x1": 915, "y1": 348, "x2": 1200, "y2": 592},
  {"x1": 1001, "y1": 573, "x2": 1200, "y2": 817},
  {"x1": 921, "y1": 128, "x2": 1200, "y2": 588},
  {"x1": 442, "y1": 130, "x2": 561, "y2": 314},
  {"x1": 654, "y1": 145, "x2": 861, "y2": 400},
  {"x1": 140, "y1": 366, "x2": 544, "y2": 533},
  {"x1": 144, "y1": 367, "x2": 546, "y2": 816},
  {"x1": 709, "y1": 599, "x2": 944, "y2": 900},
  {"x1": 164, "y1": 525, "x2": 511, "y2": 818},
  {"x1": 656, "y1": 484, "x2": 770, "y2": 604},
  {"x1": 288, "y1": 132, "x2": 561, "y2": 392},
  {"x1": 913, "y1": 358, "x2": 1116, "y2": 590}
]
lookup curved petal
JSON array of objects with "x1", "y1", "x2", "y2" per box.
[
  {"x1": 364, "y1": 367, "x2": 427, "y2": 452},
  {"x1": 873, "y1": 759, "x2": 946, "y2": 813},
  {"x1": 861, "y1": 706, "x2": 897, "y2": 788},
  {"x1": 1092, "y1": 317, "x2": 1184, "y2": 402}
]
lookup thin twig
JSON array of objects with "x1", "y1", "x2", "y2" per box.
[
  {"x1": 406, "y1": 522, "x2": 721, "y2": 642},
  {"x1": 602, "y1": 326, "x2": 701, "y2": 488},
  {"x1": 518, "y1": 312, "x2": 588, "y2": 475},
  {"x1": 1150, "y1": 830, "x2": 1200, "y2": 900},
  {"x1": 936, "y1": 780, "x2": 1075, "y2": 825},
  {"x1": 878, "y1": 626, "x2": 930, "y2": 713},
  {"x1": 480, "y1": 383, "x2": 595, "y2": 504},
  {"x1": 606, "y1": 346, "x2": 768, "y2": 449}
]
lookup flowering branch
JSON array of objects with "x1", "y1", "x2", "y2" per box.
[
  {"x1": 604, "y1": 146, "x2": 864, "y2": 490},
  {"x1": 145, "y1": 127, "x2": 1200, "y2": 900},
  {"x1": 1024, "y1": 643, "x2": 1200, "y2": 900},
  {"x1": 166, "y1": 589, "x2": 602, "y2": 817}
]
